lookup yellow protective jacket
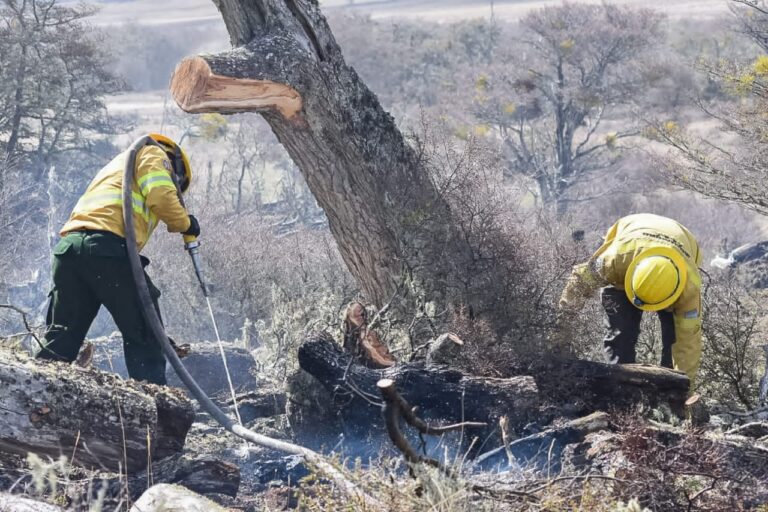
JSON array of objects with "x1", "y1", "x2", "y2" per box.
[
  {"x1": 62, "y1": 145, "x2": 191, "y2": 251},
  {"x1": 560, "y1": 214, "x2": 703, "y2": 382}
]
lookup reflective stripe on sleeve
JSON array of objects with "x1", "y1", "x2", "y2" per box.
[{"x1": 138, "y1": 171, "x2": 175, "y2": 194}]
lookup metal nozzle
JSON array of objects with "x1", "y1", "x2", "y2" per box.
[{"x1": 184, "y1": 238, "x2": 208, "y2": 297}]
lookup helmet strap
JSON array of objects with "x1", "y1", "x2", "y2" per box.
[{"x1": 171, "y1": 145, "x2": 188, "y2": 192}]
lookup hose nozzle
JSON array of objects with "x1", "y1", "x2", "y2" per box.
[{"x1": 183, "y1": 236, "x2": 208, "y2": 297}]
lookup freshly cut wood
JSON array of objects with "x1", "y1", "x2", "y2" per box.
[
  {"x1": 0, "y1": 351, "x2": 194, "y2": 473},
  {"x1": 297, "y1": 332, "x2": 540, "y2": 435},
  {"x1": 172, "y1": 55, "x2": 302, "y2": 119}
]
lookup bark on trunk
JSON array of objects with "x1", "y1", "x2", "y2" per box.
[
  {"x1": 171, "y1": 0, "x2": 469, "y2": 313},
  {"x1": 297, "y1": 332, "x2": 540, "y2": 437},
  {"x1": 0, "y1": 351, "x2": 194, "y2": 473},
  {"x1": 527, "y1": 357, "x2": 690, "y2": 416}
]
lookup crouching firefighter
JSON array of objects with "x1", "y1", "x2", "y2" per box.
[
  {"x1": 36, "y1": 134, "x2": 200, "y2": 385},
  {"x1": 559, "y1": 214, "x2": 703, "y2": 385}
]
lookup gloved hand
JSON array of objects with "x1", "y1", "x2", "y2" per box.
[{"x1": 184, "y1": 215, "x2": 200, "y2": 237}]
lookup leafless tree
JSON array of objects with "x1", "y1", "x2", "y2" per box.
[
  {"x1": 473, "y1": 3, "x2": 664, "y2": 216},
  {"x1": 0, "y1": 0, "x2": 121, "y2": 176}
]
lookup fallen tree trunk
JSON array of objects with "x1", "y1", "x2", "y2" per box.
[
  {"x1": 0, "y1": 351, "x2": 194, "y2": 473},
  {"x1": 298, "y1": 333, "x2": 690, "y2": 440},
  {"x1": 527, "y1": 358, "x2": 690, "y2": 416},
  {"x1": 297, "y1": 332, "x2": 540, "y2": 437}
]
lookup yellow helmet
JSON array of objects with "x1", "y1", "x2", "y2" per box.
[
  {"x1": 624, "y1": 246, "x2": 687, "y2": 311},
  {"x1": 149, "y1": 133, "x2": 192, "y2": 193}
]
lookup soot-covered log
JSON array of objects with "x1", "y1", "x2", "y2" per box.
[
  {"x1": 297, "y1": 332, "x2": 540, "y2": 437},
  {"x1": 0, "y1": 350, "x2": 194, "y2": 472},
  {"x1": 527, "y1": 358, "x2": 690, "y2": 416}
]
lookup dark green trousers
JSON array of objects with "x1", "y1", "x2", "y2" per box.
[{"x1": 36, "y1": 230, "x2": 167, "y2": 384}]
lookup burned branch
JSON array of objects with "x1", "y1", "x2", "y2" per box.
[{"x1": 377, "y1": 378, "x2": 485, "y2": 472}]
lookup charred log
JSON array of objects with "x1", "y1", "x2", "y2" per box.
[
  {"x1": 526, "y1": 358, "x2": 690, "y2": 416},
  {"x1": 297, "y1": 332, "x2": 540, "y2": 438},
  {"x1": 0, "y1": 351, "x2": 194, "y2": 473},
  {"x1": 298, "y1": 332, "x2": 690, "y2": 443}
]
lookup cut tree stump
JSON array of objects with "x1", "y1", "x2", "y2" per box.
[
  {"x1": 297, "y1": 332, "x2": 540, "y2": 437},
  {"x1": 0, "y1": 350, "x2": 194, "y2": 473}
]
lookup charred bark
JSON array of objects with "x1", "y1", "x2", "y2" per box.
[
  {"x1": 171, "y1": 0, "x2": 470, "y2": 314},
  {"x1": 0, "y1": 351, "x2": 194, "y2": 473},
  {"x1": 298, "y1": 333, "x2": 690, "y2": 438},
  {"x1": 527, "y1": 358, "x2": 690, "y2": 416},
  {"x1": 297, "y1": 332, "x2": 540, "y2": 437}
]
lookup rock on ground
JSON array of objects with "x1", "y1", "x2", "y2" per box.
[
  {"x1": 129, "y1": 484, "x2": 229, "y2": 512},
  {"x1": 0, "y1": 494, "x2": 62, "y2": 512}
]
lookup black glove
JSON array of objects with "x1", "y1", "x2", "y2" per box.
[{"x1": 184, "y1": 215, "x2": 201, "y2": 237}]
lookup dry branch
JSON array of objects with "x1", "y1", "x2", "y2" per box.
[
  {"x1": 475, "y1": 411, "x2": 611, "y2": 467},
  {"x1": 377, "y1": 378, "x2": 485, "y2": 472}
]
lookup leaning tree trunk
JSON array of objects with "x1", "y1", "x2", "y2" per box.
[{"x1": 171, "y1": 0, "x2": 470, "y2": 314}]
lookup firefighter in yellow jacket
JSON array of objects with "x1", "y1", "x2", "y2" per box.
[
  {"x1": 559, "y1": 214, "x2": 702, "y2": 384},
  {"x1": 36, "y1": 134, "x2": 199, "y2": 385}
]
